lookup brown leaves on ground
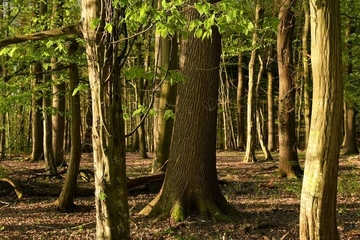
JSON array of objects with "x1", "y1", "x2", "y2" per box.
[{"x1": 0, "y1": 151, "x2": 360, "y2": 239}]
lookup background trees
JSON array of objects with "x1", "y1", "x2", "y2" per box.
[{"x1": 0, "y1": 0, "x2": 354, "y2": 238}]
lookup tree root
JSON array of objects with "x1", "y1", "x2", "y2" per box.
[{"x1": 0, "y1": 177, "x2": 22, "y2": 199}]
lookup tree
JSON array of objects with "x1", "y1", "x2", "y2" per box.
[
  {"x1": 236, "y1": 53, "x2": 246, "y2": 150},
  {"x1": 81, "y1": 0, "x2": 129, "y2": 238},
  {"x1": 243, "y1": 2, "x2": 263, "y2": 163},
  {"x1": 299, "y1": 0, "x2": 343, "y2": 238},
  {"x1": 140, "y1": 0, "x2": 234, "y2": 221},
  {"x1": 55, "y1": 39, "x2": 82, "y2": 212},
  {"x1": 342, "y1": 11, "x2": 358, "y2": 155},
  {"x1": 51, "y1": 0, "x2": 66, "y2": 166},
  {"x1": 302, "y1": 0, "x2": 311, "y2": 149},
  {"x1": 151, "y1": 32, "x2": 178, "y2": 173},
  {"x1": 276, "y1": 0, "x2": 302, "y2": 177}
]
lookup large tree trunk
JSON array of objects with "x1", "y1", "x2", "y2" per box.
[
  {"x1": 236, "y1": 53, "x2": 246, "y2": 150},
  {"x1": 276, "y1": 0, "x2": 302, "y2": 178},
  {"x1": 55, "y1": 40, "x2": 82, "y2": 212},
  {"x1": 81, "y1": 0, "x2": 130, "y2": 238},
  {"x1": 140, "y1": 1, "x2": 234, "y2": 221},
  {"x1": 151, "y1": 33, "x2": 178, "y2": 173},
  {"x1": 299, "y1": 0, "x2": 343, "y2": 238},
  {"x1": 243, "y1": 2, "x2": 263, "y2": 163}
]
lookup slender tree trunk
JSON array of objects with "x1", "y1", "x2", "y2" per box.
[
  {"x1": 343, "y1": 103, "x2": 358, "y2": 155},
  {"x1": 243, "y1": 2, "x2": 263, "y2": 163},
  {"x1": 81, "y1": 0, "x2": 130, "y2": 238},
  {"x1": 51, "y1": 58, "x2": 66, "y2": 166},
  {"x1": 151, "y1": 2, "x2": 178, "y2": 173},
  {"x1": 256, "y1": 55, "x2": 272, "y2": 160},
  {"x1": 30, "y1": 64, "x2": 44, "y2": 161},
  {"x1": 43, "y1": 72, "x2": 57, "y2": 175},
  {"x1": 266, "y1": 46, "x2": 276, "y2": 151},
  {"x1": 237, "y1": 53, "x2": 246, "y2": 150},
  {"x1": 135, "y1": 43, "x2": 148, "y2": 159},
  {"x1": 300, "y1": 0, "x2": 342, "y2": 238},
  {"x1": 276, "y1": 0, "x2": 302, "y2": 177},
  {"x1": 82, "y1": 89, "x2": 93, "y2": 153},
  {"x1": 343, "y1": 13, "x2": 358, "y2": 155},
  {"x1": 56, "y1": 40, "x2": 82, "y2": 212},
  {"x1": 302, "y1": 0, "x2": 311, "y2": 149}
]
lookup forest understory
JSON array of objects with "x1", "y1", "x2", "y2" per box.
[{"x1": 0, "y1": 151, "x2": 360, "y2": 240}]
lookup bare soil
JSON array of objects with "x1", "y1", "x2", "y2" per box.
[{"x1": 1, "y1": 151, "x2": 360, "y2": 240}]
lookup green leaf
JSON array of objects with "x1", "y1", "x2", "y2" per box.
[
  {"x1": 195, "y1": 28, "x2": 203, "y2": 38},
  {"x1": 72, "y1": 83, "x2": 89, "y2": 96},
  {"x1": 105, "y1": 23, "x2": 113, "y2": 33},
  {"x1": 91, "y1": 18, "x2": 101, "y2": 29},
  {"x1": 163, "y1": 109, "x2": 175, "y2": 120},
  {"x1": 99, "y1": 192, "x2": 107, "y2": 201},
  {"x1": 132, "y1": 105, "x2": 146, "y2": 117}
]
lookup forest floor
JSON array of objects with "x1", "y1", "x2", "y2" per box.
[{"x1": 1, "y1": 151, "x2": 360, "y2": 240}]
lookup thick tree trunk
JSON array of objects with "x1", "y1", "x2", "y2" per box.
[
  {"x1": 299, "y1": 0, "x2": 342, "y2": 238},
  {"x1": 81, "y1": 0, "x2": 130, "y2": 238},
  {"x1": 56, "y1": 40, "x2": 82, "y2": 212},
  {"x1": 236, "y1": 54, "x2": 246, "y2": 150},
  {"x1": 140, "y1": 1, "x2": 234, "y2": 221},
  {"x1": 276, "y1": 0, "x2": 302, "y2": 178}
]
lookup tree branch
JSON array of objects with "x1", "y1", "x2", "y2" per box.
[{"x1": 0, "y1": 24, "x2": 81, "y2": 49}]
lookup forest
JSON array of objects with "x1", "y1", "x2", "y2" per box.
[{"x1": 0, "y1": 0, "x2": 358, "y2": 239}]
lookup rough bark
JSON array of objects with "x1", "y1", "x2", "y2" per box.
[
  {"x1": 140, "y1": 1, "x2": 234, "y2": 221},
  {"x1": 276, "y1": 0, "x2": 302, "y2": 178},
  {"x1": 81, "y1": 0, "x2": 130, "y2": 238},
  {"x1": 299, "y1": 0, "x2": 342, "y2": 238}
]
